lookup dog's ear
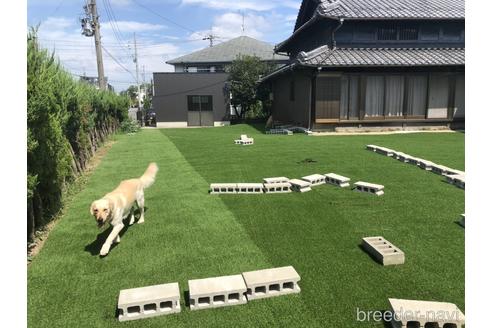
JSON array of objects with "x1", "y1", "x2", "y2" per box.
[
  {"x1": 89, "y1": 202, "x2": 96, "y2": 216},
  {"x1": 107, "y1": 199, "x2": 115, "y2": 216}
]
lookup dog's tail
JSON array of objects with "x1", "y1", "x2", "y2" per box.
[{"x1": 140, "y1": 162, "x2": 159, "y2": 189}]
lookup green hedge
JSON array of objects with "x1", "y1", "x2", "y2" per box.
[{"x1": 27, "y1": 29, "x2": 130, "y2": 241}]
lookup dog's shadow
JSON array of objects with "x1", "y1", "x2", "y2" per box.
[{"x1": 84, "y1": 207, "x2": 148, "y2": 257}]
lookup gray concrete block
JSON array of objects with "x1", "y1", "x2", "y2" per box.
[
  {"x1": 366, "y1": 144, "x2": 378, "y2": 152},
  {"x1": 324, "y1": 173, "x2": 350, "y2": 188},
  {"x1": 118, "y1": 282, "x2": 181, "y2": 322},
  {"x1": 459, "y1": 213, "x2": 465, "y2": 228},
  {"x1": 242, "y1": 266, "x2": 301, "y2": 300},
  {"x1": 430, "y1": 163, "x2": 452, "y2": 175},
  {"x1": 395, "y1": 152, "x2": 412, "y2": 163},
  {"x1": 236, "y1": 183, "x2": 264, "y2": 194},
  {"x1": 210, "y1": 183, "x2": 237, "y2": 194},
  {"x1": 263, "y1": 177, "x2": 290, "y2": 184},
  {"x1": 263, "y1": 182, "x2": 292, "y2": 193},
  {"x1": 375, "y1": 146, "x2": 394, "y2": 156},
  {"x1": 354, "y1": 181, "x2": 384, "y2": 196},
  {"x1": 407, "y1": 157, "x2": 421, "y2": 166},
  {"x1": 188, "y1": 274, "x2": 247, "y2": 311},
  {"x1": 362, "y1": 237, "x2": 405, "y2": 266},
  {"x1": 388, "y1": 298, "x2": 465, "y2": 328},
  {"x1": 444, "y1": 173, "x2": 465, "y2": 189},
  {"x1": 301, "y1": 174, "x2": 326, "y2": 186},
  {"x1": 417, "y1": 159, "x2": 435, "y2": 171},
  {"x1": 289, "y1": 179, "x2": 312, "y2": 192}
]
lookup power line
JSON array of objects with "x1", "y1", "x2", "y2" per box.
[
  {"x1": 102, "y1": 45, "x2": 137, "y2": 82},
  {"x1": 130, "y1": 0, "x2": 204, "y2": 36}
]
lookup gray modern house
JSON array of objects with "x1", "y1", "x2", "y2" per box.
[
  {"x1": 262, "y1": 0, "x2": 465, "y2": 131},
  {"x1": 153, "y1": 36, "x2": 289, "y2": 127}
]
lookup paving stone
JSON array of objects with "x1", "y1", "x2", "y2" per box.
[
  {"x1": 324, "y1": 173, "x2": 350, "y2": 187},
  {"x1": 118, "y1": 283, "x2": 180, "y2": 321},
  {"x1": 236, "y1": 183, "x2": 264, "y2": 194},
  {"x1": 188, "y1": 274, "x2": 247, "y2": 311},
  {"x1": 210, "y1": 183, "x2": 237, "y2": 194},
  {"x1": 289, "y1": 179, "x2": 312, "y2": 192},
  {"x1": 242, "y1": 266, "x2": 301, "y2": 300},
  {"x1": 388, "y1": 298, "x2": 465, "y2": 328},
  {"x1": 263, "y1": 177, "x2": 290, "y2": 184},
  {"x1": 263, "y1": 182, "x2": 292, "y2": 193},
  {"x1": 362, "y1": 237, "x2": 404, "y2": 266},
  {"x1": 354, "y1": 181, "x2": 384, "y2": 196},
  {"x1": 301, "y1": 174, "x2": 326, "y2": 186}
]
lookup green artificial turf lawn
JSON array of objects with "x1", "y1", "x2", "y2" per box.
[{"x1": 28, "y1": 125, "x2": 464, "y2": 327}]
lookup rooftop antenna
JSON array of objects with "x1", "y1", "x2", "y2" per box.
[
  {"x1": 241, "y1": 12, "x2": 245, "y2": 34},
  {"x1": 202, "y1": 30, "x2": 218, "y2": 47}
]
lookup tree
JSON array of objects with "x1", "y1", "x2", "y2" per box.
[{"x1": 227, "y1": 55, "x2": 275, "y2": 119}]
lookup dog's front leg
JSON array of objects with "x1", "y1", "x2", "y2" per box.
[{"x1": 100, "y1": 223, "x2": 124, "y2": 256}]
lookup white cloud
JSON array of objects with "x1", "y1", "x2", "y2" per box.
[{"x1": 181, "y1": 0, "x2": 300, "y2": 11}]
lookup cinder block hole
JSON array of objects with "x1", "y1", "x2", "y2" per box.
[
  {"x1": 255, "y1": 286, "x2": 266, "y2": 295},
  {"x1": 160, "y1": 301, "x2": 173, "y2": 311},
  {"x1": 220, "y1": 188, "x2": 226, "y2": 192},
  {"x1": 143, "y1": 303, "x2": 157, "y2": 314},
  {"x1": 247, "y1": 188, "x2": 253, "y2": 192},
  {"x1": 228, "y1": 293, "x2": 240, "y2": 302},
  {"x1": 247, "y1": 288, "x2": 252, "y2": 295},
  {"x1": 241, "y1": 188, "x2": 246, "y2": 192},
  {"x1": 269, "y1": 284, "x2": 280, "y2": 292},
  {"x1": 276, "y1": 187, "x2": 281, "y2": 191},
  {"x1": 227, "y1": 188, "x2": 234, "y2": 192},
  {"x1": 363, "y1": 187, "x2": 368, "y2": 192},
  {"x1": 406, "y1": 321, "x2": 420, "y2": 328},
  {"x1": 370, "y1": 188, "x2": 375, "y2": 193},
  {"x1": 213, "y1": 188, "x2": 219, "y2": 192},
  {"x1": 443, "y1": 324, "x2": 457, "y2": 328},
  {"x1": 424, "y1": 323, "x2": 439, "y2": 328},
  {"x1": 117, "y1": 308, "x2": 124, "y2": 317},
  {"x1": 213, "y1": 295, "x2": 225, "y2": 305},
  {"x1": 283, "y1": 282, "x2": 294, "y2": 290},
  {"x1": 198, "y1": 297, "x2": 210, "y2": 306},
  {"x1": 255, "y1": 188, "x2": 261, "y2": 192},
  {"x1": 283, "y1": 187, "x2": 288, "y2": 191},
  {"x1": 127, "y1": 306, "x2": 141, "y2": 317}
]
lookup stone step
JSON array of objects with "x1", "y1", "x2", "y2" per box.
[
  {"x1": 388, "y1": 298, "x2": 465, "y2": 328},
  {"x1": 362, "y1": 237, "x2": 405, "y2": 266},
  {"x1": 289, "y1": 179, "x2": 312, "y2": 192},
  {"x1": 354, "y1": 181, "x2": 384, "y2": 196},
  {"x1": 118, "y1": 282, "x2": 180, "y2": 322},
  {"x1": 263, "y1": 182, "x2": 292, "y2": 193},
  {"x1": 210, "y1": 183, "x2": 237, "y2": 194},
  {"x1": 242, "y1": 266, "x2": 301, "y2": 301},
  {"x1": 263, "y1": 177, "x2": 290, "y2": 184},
  {"x1": 301, "y1": 174, "x2": 326, "y2": 186},
  {"x1": 237, "y1": 183, "x2": 264, "y2": 194},
  {"x1": 324, "y1": 173, "x2": 350, "y2": 187},
  {"x1": 188, "y1": 274, "x2": 247, "y2": 311}
]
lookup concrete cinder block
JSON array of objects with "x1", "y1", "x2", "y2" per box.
[
  {"x1": 366, "y1": 144, "x2": 378, "y2": 152},
  {"x1": 263, "y1": 182, "x2": 292, "y2": 193},
  {"x1": 242, "y1": 266, "x2": 301, "y2": 300},
  {"x1": 118, "y1": 282, "x2": 181, "y2": 322},
  {"x1": 263, "y1": 177, "x2": 290, "y2": 184},
  {"x1": 444, "y1": 173, "x2": 465, "y2": 189},
  {"x1": 236, "y1": 183, "x2": 264, "y2": 194},
  {"x1": 395, "y1": 152, "x2": 412, "y2": 163},
  {"x1": 188, "y1": 274, "x2": 247, "y2": 311},
  {"x1": 324, "y1": 173, "x2": 350, "y2": 188},
  {"x1": 362, "y1": 237, "x2": 405, "y2": 266},
  {"x1": 375, "y1": 146, "x2": 394, "y2": 157},
  {"x1": 301, "y1": 174, "x2": 326, "y2": 186},
  {"x1": 354, "y1": 181, "x2": 384, "y2": 196},
  {"x1": 388, "y1": 298, "x2": 465, "y2": 328},
  {"x1": 459, "y1": 213, "x2": 465, "y2": 227},
  {"x1": 430, "y1": 163, "x2": 452, "y2": 175},
  {"x1": 210, "y1": 183, "x2": 237, "y2": 194},
  {"x1": 289, "y1": 179, "x2": 312, "y2": 192},
  {"x1": 417, "y1": 159, "x2": 436, "y2": 171}
]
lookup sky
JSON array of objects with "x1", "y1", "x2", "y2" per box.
[{"x1": 27, "y1": 0, "x2": 300, "y2": 92}]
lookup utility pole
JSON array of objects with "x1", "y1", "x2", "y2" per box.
[
  {"x1": 133, "y1": 33, "x2": 143, "y2": 126},
  {"x1": 81, "y1": 0, "x2": 106, "y2": 90}
]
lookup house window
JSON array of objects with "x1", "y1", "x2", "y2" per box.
[
  {"x1": 442, "y1": 25, "x2": 462, "y2": 41},
  {"x1": 377, "y1": 25, "x2": 397, "y2": 41},
  {"x1": 399, "y1": 26, "x2": 418, "y2": 40},
  {"x1": 421, "y1": 25, "x2": 440, "y2": 41},
  {"x1": 340, "y1": 75, "x2": 359, "y2": 119},
  {"x1": 364, "y1": 76, "x2": 385, "y2": 117},
  {"x1": 354, "y1": 26, "x2": 376, "y2": 41},
  {"x1": 290, "y1": 80, "x2": 295, "y2": 101},
  {"x1": 406, "y1": 75, "x2": 427, "y2": 116},
  {"x1": 187, "y1": 95, "x2": 213, "y2": 111},
  {"x1": 385, "y1": 75, "x2": 404, "y2": 116},
  {"x1": 186, "y1": 67, "x2": 198, "y2": 73}
]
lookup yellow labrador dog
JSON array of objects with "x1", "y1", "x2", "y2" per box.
[{"x1": 90, "y1": 162, "x2": 158, "y2": 256}]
